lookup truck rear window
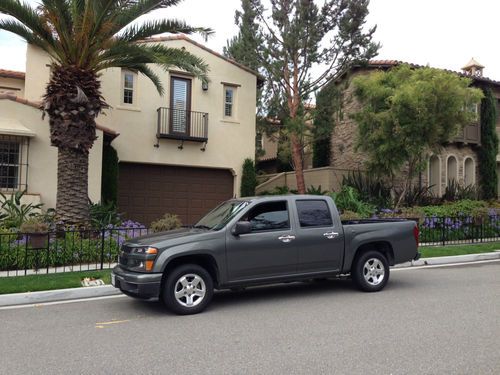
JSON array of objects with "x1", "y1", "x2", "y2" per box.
[{"x1": 296, "y1": 200, "x2": 333, "y2": 228}]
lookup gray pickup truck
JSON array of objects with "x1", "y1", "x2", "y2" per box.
[{"x1": 112, "y1": 195, "x2": 420, "y2": 314}]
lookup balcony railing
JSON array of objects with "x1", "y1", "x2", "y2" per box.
[
  {"x1": 453, "y1": 123, "x2": 480, "y2": 145},
  {"x1": 157, "y1": 107, "x2": 208, "y2": 142}
]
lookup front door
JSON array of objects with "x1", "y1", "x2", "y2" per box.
[
  {"x1": 225, "y1": 200, "x2": 298, "y2": 281},
  {"x1": 294, "y1": 199, "x2": 344, "y2": 273},
  {"x1": 170, "y1": 76, "x2": 191, "y2": 136}
]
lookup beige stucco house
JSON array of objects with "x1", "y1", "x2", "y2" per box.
[{"x1": 0, "y1": 35, "x2": 261, "y2": 224}]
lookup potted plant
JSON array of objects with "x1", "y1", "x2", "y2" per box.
[{"x1": 20, "y1": 217, "x2": 49, "y2": 248}]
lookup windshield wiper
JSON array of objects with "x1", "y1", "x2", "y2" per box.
[{"x1": 192, "y1": 225, "x2": 212, "y2": 230}]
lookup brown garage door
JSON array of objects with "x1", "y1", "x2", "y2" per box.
[{"x1": 118, "y1": 163, "x2": 234, "y2": 226}]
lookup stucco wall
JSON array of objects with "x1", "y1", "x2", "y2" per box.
[
  {"x1": 23, "y1": 39, "x2": 257, "y2": 196},
  {"x1": 0, "y1": 99, "x2": 102, "y2": 210}
]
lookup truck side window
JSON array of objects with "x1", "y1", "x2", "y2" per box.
[
  {"x1": 245, "y1": 201, "x2": 290, "y2": 232},
  {"x1": 296, "y1": 200, "x2": 333, "y2": 228}
]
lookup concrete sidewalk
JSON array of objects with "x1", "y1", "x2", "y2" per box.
[{"x1": 1, "y1": 251, "x2": 499, "y2": 308}]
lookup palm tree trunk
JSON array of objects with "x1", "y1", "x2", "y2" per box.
[{"x1": 56, "y1": 147, "x2": 90, "y2": 224}]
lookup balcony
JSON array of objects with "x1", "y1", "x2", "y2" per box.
[
  {"x1": 157, "y1": 107, "x2": 208, "y2": 142},
  {"x1": 453, "y1": 123, "x2": 480, "y2": 145}
]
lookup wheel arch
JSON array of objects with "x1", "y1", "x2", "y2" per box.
[
  {"x1": 353, "y1": 241, "x2": 395, "y2": 266},
  {"x1": 161, "y1": 254, "x2": 220, "y2": 289}
]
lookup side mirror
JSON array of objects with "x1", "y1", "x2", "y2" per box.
[{"x1": 231, "y1": 221, "x2": 252, "y2": 236}]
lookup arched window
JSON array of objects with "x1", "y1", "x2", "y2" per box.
[
  {"x1": 464, "y1": 157, "x2": 475, "y2": 186},
  {"x1": 429, "y1": 155, "x2": 440, "y2": 196},
  {"x1": 447, "y1": 156, "x2": 458, "y2": 186}
]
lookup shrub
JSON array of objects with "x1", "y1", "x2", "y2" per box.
[
  {"x1": 0, "y1": 191, "x2": 43, "y2": 229},
  {"x1": 330, "y1": 186, "x2": 375, "y2": 217},
  {"x1": 150, "y1": 214, "x2": 182, "y2": 233},
  {"x1": 478, "y1": 88, "x2": 498, "y2": 200},
  {"x1": 101, "y1": 144, "x2": 119, "y2": 205},
  {"x1": 89, "y1": 202, "x2": 122, "y2": 229},
  {"x1": 306, "y1": 185, "x2": 328, "y2": 195},
  {"x1": 442, "y1": 180, "x2": 479, "y2": 202},
  {"x1": 395, "y1": 185, "x2": 435, "y2": 207},
  {"x1": 20, "y1": 217, "x2": 49, "y2": 233},
  {"x1": 240, "y1": 158, "x2": 258, "y2": 197},
  {"x1": 420, "y1": 200, "x2": 487, "y2": 218},
  {"x1": 342, "y1": 170, "x2": 391, "y2": 208}
]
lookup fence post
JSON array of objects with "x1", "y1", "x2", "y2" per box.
[
  {"x1": 441, "y1": 217, "x2": 445, "y2": 246},
  {"x1": 100, "y1": 228, "x2": 105, "y2": 270}
]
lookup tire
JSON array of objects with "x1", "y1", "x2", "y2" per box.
[
  {"x1": 162, "y1": 264, "x2": 214, "y2": 315},
  {"x1": 352, "y1": 250, "x2": 389, "y2": 292}
]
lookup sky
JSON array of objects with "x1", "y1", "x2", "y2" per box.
[{"x1": 0, "y1": 0, "x2": 499, "y2": 81}]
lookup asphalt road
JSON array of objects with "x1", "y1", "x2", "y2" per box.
[{"x1": 1, "y1": 261, "x2": 499, "y2": 375}]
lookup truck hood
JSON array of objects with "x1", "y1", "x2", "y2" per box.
[{"x1": 124, "y1": 227, "x2": 211, "y2": 247}]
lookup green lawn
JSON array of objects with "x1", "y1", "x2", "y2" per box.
[
  {"x1": 420, "y1": 242, "x2": 500, "y2": 258},
  {"x1": 0, "y1": 270, "x2": 111, "y2": 295}
]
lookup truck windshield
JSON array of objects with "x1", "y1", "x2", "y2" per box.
[{"x1": 194, "y1": 200, "x2": 250, "y2": 230}]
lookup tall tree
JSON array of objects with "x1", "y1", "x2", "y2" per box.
[
  {"x1": 352, "y1": 64, "x2": 484, "y2": 206},
  {"x1": 478, "y1": 88, "x2": 499, "y2": 199},
  {"x1": 0, "y1": 0, "x2": 211, "y2": 224},
  {"x1": 257, "y1": 0, "x2": 378, "y2": 193},
  {"x1": 224, "y1": 0, "x2": 262, "y2": 72}
]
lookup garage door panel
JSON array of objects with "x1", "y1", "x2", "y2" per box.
[{"x1": 118, "y1": 163, "x2": 234, "y2": 226}]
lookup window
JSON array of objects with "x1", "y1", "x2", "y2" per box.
[
  {"x1": 296, "y1": 200, "x2": 333, "y2": 228},
  {"x1": 255, "y1": 133, "x2": 263, "y2": 151},
  {"x1": 244, "y1": 201, "x2": 289, "y2": 232},
  {"x1": 464, "y1": 157, "x2": 475, "y2": 186},
  {"x1": 0, "y1": 136, "x2": 28, "y2": 191},
  {"x1": 224, "y1": 85, "x2": 236, "y2": 118},
  {"x1": 122, "y1": 70, "x2": 136, "y2": 105}
]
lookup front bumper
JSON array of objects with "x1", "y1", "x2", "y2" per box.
[{"x1": 111, "y1": 265, "x2": 162, "y2": 299}]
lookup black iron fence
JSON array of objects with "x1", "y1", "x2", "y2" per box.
[
  {"x1": 419, "y1": 215, "x2": 500, "y2": 246},
  {"x1": 0, "y1": 227, "x2": 148, "y2": 277},
  {"x1": 1, "y1": 215, "x2": 500, "y2": 277},
  {"x1": 157, "y1": 107, "x2": 208, "y2": 142}
]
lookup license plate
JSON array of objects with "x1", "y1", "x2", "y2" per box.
[{"x1": 111, "y1": 274, "x2": 116, "y2": 287}]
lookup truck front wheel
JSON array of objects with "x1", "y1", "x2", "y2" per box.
[
  {"x1": 352, "y1": 250, "x2": 389, "y2": 292},
  {"x1": 162, "y1": 264, "x2": 214, "y2": 315}
]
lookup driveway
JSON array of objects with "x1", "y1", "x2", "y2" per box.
[{"x1": 1, "y1": 261, "x2": 499, "y2": 374}]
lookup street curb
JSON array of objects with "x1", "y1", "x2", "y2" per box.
[
  {"x1": 1, "y1": 252, "x2": 499, "y2": 307},
  {"x1": 0, "y1": 285, "x2": 121, "y2": 307},
  {"x1": 393, "y1": 251, "x2": 500, "y2": 268}
]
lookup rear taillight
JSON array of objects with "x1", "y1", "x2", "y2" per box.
[{"x1": 413, "y1": 225, "x2": 419, "y2": 248}]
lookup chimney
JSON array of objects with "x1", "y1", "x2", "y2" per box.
[{"x1": 462, "y1": 58, "x2": 485, "y2": 77}]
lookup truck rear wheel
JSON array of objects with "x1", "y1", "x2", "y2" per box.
[
  {"x1": 352, "y1": 250, "x2": 389, "y2": 292},
  {"x1": 162, "y1": 264, "x2": 214, "y2": 315}
]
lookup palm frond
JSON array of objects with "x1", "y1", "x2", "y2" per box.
[
  {"x1": 123, "y1": 64, "x2": 165, "y2": 95},
  {"x1": 0, "y1": 0, "x2": 57, "y2": 48},
  {"x1": 119, "y1": 19, "x2": 213, "y2": 42}
]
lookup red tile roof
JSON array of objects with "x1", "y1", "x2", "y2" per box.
[
  {"x1": 363, "y1": 60, "x2": 500, "y2": 86},
  {"x1": 0, "y1": 94, "x2": 119, "y2": 138},
  {"x1": 0, "y1": 69, "x2": 25, "y2": 80}
]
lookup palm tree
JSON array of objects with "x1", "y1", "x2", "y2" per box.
[{"x1": 0, "y1": 0, "x2": 211, "y2": 224}]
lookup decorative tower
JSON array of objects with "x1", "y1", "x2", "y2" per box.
[{"x1": 461, "y1": 58, "x2": 485, "y2": 77}]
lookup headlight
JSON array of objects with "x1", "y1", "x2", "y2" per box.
[
  {"x1": 128, "y1": 247, "x2": 158, "y2": 271},
  {"x1": 130, "y1": 247, "x2": 158, "y2": 255}
]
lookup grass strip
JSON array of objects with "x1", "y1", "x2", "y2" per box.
[
  {"x1": 420, "y1": 242, "x2": 500, "y2": 258},
  {"x1": 0, "y1": 270, "x2": 111, "y2": 295}
]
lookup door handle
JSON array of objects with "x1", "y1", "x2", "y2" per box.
[
  {"x1": 278, "y1": 235, "x2": 296, "y2": 243},
  {"x1": 323, "y1": 231, "x2": 339, "y2": 239}
]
